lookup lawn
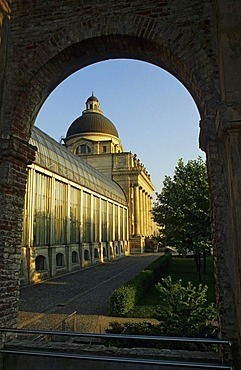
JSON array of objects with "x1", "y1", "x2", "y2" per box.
[{"x1": 127, "y1": 255, "x2": 216, "y2": 318}]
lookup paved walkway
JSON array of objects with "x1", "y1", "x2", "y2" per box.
[{"x1": 19, "y1": 254, "x2": 161, "y2": 332}]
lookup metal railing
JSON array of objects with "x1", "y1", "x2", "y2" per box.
[
  {"x1": 31, "y1": 311, "x2": 77, "y2": 342},
  {"x1": 0, "y1": 327, "x2": 234, "y2": 369}
]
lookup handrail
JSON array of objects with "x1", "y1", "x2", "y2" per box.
[
  {"x1": 0, "y1": 327, "x2": 234, "y2": 369},
  {"x1": 0, "y1": 348, "x2": 233, "y2": 369},
  {"x1": 0, "y1": 327, "x2": 232, "y2": 346}
]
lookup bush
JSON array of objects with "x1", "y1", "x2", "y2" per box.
[
  {"x1": 109, "y1": 254, "x2": 171, "y2": 316},
  {"x1": 109, "y1": 285, "x2": 136, "y2": 316},
  {"x1": 107, "y1": 275, "x2": 218, "y2": 351},
  {"x1": 105, "y1": 321, "x2": 160, "y2": 348},
  {"x1": 155, "y1": 276, "x2": 217, "y2": 339}
]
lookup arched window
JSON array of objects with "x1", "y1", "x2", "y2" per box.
[
  {"x1": 72, "y1": 251, "x2": 78, "y2": 264},
  {"x1": 109, "y1": 245, "x2": 113, "y2": 256},
  {"x1": 84, "y1": 249, "x2": 90, "y2": 261},
  {"x1": 35, "y1": 255, "x2": 47, "y2": 271},
  {"x1": 56, "y1": 253, "x2": 64, "y2": 267},
  {"x1": 94, "y1": 248, "x2": 99, "y2": 259},
  {"x1": 80, "y1": 145, "x2": 91, "y2": 154}
]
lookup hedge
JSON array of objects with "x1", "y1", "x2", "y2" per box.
[{"x1": 109, "y1": 253, "x2": 171, "y2": 316}]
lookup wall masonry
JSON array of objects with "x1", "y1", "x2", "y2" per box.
[{"x1": 1, "y1": 0, "x2": 241, "y2": 366}]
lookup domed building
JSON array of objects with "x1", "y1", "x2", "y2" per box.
[
  {"x1": 20, "y1": 94, "x2": 156, "y2": 284},
  {"x1": 65, "y1": 93, "x2": 123, "y2": 165},
  {"x1": 65, "y1": 94, "x2": 156, "y2": 253}
]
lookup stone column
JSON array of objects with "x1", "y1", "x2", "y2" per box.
[
  {"x1": 25, "y1": 167, "x2": 35, "y2": 283},
  {"x1": 90, "y1": 193, "x2": 94, "y2": 243},
  {"x1": 90, "y1": 193, "x2": 94, "y2": 265},
  {"x1": 79, "y1": 188, "x2": 83, "y2": 268},
  {"x1": 0, "y1": 137, "x2": 36, "y2": 328},
  {"x1": 79, "y1": 188, "x2": 83, "y2": 243},
  {"x1": 145, "y1": 195, "x2": 149, "y2": 236},
  {"x1": 133, "y1": 184, "x2": 140, "y2": 235},
  {"x1": 99, "y1": 197, "x2": 102, "y2": 243},
  {"x1": 142, "y1": 191, "x2": 146, "y2": 236},
  {"x1": 66, "y1": 183, "x2": 71, "y2": 245},
  {"x1": 139, "y1": 187, "x2": 143, "y2": 236},
  {"x1": 218, "y1": 109, "x2": 241, "y2": 347},
  {"x1": 200, "y1": 114, "x2": 241, "y2": 364},
  {"x1": 106, "y1": 201, "x2": 110, "y2": 260},
  {"x1": 130, "y1": 184, "x2": 134, "y2": 235},
  {"x1": 150, "y1": 196, "x2": 153, "y2": 235},
  {"x1": 99, "y1": 198, "x2": 103, "y2": 262},
  {"x1": 148, "y1": 195, "x2": 152, "y2": 235}
]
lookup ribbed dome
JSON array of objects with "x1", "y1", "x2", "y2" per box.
[
  {"x1": 65, "y1": 94, "x2": 119, "y2": 139},
  {"x1": 86, "y1": 94, "x2": 99, "y2": 103},
  {"x1": 66, "y1": 112, "x2": 119, "y2": 138}
]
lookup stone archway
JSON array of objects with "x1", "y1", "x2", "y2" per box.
[{"x1": 1, "y1": 0, "x2": 241, "y2": 364}]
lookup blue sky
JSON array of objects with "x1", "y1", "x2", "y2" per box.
[{"x1": 35, "y1": 59, "x2": 204, "y2": 194}]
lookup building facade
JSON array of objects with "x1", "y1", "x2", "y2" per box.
[
  {"x1": 64, "y1": 94, "x2": 156, "y2": 253},
  {"x1": 21, "y1": 126, "x2": 129, "y2": 284},
  {"x1": 21, "y1": 95, "x2": 156, "y2": 284},
  {"x1": 1, "y1": 1, "x2": 241, "y2": 361}
]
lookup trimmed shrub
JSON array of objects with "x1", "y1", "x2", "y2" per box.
[
  {"x1": 110, "y1": 285, "x2": 136, "y2": 316},
  {"x1": 105, "y1": 321, "x2": 160, "y2": 348},
  {"x1": 110, "y1": 253, "x2": 171, "y2": 316}
]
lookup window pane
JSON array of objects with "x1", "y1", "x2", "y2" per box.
[
  {"x1": 72, "y1": 251, "x2": 78, "y2": 264},
  {"x1": 101, "y1": 199, "x2": 107, "y2": 242},
  {"x1": 120, "y1": 207, "x2": 123, "y2": 240},
  {"x1": 33, "y1": 172, "x2": 51, "y2": 246},
  {"x1": 115, "y1": 205, "x2": 119, "y2": 240},
  {"x1": 56, "y1": 253, "x2": 64, "y2": 267},
  {"x1": 108, "y1": 202, "x2": 113, "y2": 241},
  {"x1": 35, "y1": 255, "x2": 47, "y2": 271},
  {"x1": 82, "y1": 192, "x2": 91, "y2": 242},
  {"x1": 22, "y1": 170, "x2": 31, "y2": 245},
  {"x1": 55, "y1": 180, "x2": 67, "y2": 244},
  {"x1": 123, "y1": 208, "x2": 128, "y2": 240},
  {"x1": 93, "y1": 196, "x2": 99, "y2": 242},
  {"x1": 70, "y1": 186, "x2": 80, "y2": 243}
]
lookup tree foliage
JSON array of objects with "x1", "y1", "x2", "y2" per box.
[
  {"x1": 155, "y1": 276, "x2": 217, "y2": 338},
  {"x1": 153, "y1": 157, "x2": 211, "y2": 263},
  {"x1": 106, "y1": 276, "x2": 217, "y2": 350}
]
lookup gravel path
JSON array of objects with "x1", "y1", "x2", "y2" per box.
[{"x1": 20, "y1": 254, "x2": 162, "y2": 317}]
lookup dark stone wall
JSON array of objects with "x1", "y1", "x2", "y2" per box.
[
  {"x1": 0, "y1": 0, "x2": 11, "y2": 128},
  {"x1": 6, "y1": 0, "x2": 218, "y2": 139},
  {"x1": 1, "y1": 1, "x2": 241, "y2": 365}
]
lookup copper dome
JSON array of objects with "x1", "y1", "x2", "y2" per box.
[{"x1": 66, "y1": 112, "x2": 119, "y2": 138}]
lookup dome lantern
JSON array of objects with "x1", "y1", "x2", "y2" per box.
[
  {"x1": 65, "y1": 94, "x2": 119, "y2": 140},
  {"x1": 84, "y1": 92, "x2": 103, "y2": 114}
]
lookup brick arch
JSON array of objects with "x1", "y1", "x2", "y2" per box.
[
  {"x1": 13, "y1": 12, "x2": 218, "y2": 140},
  {"x1": 16, "y1": 36, "x2": 212, "y2": 138},
  {"x1": 2, "y1": 1, "x2": 241, "y2": 365}
]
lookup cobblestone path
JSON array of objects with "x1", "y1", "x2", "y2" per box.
[{"x1": 20, "y1": 254, "x2": 161, "y2": 317}]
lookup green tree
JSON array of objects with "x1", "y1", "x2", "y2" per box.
[
  {"x1": 152, "y1": 157, "x2": 211, "y2": 279},
  {"x1": 155, "y1": 276, "x2": 217, "y2": 339},
  {"x1": 106, "y1": 276, "x2": 217, "y2": 350}
]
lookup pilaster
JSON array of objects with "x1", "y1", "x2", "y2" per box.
[
  {"x1": 200, "y1": 109, "x2": 241, "y2": 362},
  {"x1": 133, "y1": 184, "x2": 140, "y2": 236},
  {"x1": 0, "y1": 136, "x2": 36, "y2": 328}
]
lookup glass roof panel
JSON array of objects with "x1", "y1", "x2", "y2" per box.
[{"x1": 30, "y1": 126, "x2": 126, "y2": 204}]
